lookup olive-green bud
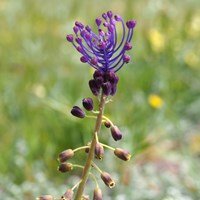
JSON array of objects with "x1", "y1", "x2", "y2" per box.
[
  {"x1": 114, "y1": 148, "x2": 131, "y2": 161},
  {"x1": 58, "y1": 149, "x2": 74, "y2": 163},
  {"x1": 36, "y1": 195, "x2": 53, "y2": 200},
  {"x1": 93, "y1": 187, "x2": 102, "y2": 200},
  {"x1": 58, "y1": 163, "x2": 73, "y2": 173},
  {"x1": 100, "y1": 171, "x2": 115, "y2": 188},
  {"x1": 104, "y1": 120, "x2": 111, "y2": 128}
]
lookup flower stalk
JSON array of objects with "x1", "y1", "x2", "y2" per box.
[{"x1": 74, "y1": 93, "x2": 106, "y2": 200}]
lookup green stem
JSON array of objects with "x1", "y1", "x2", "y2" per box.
[{"x1": 74, "y1": 93, "x2": 106, "y2": 200}]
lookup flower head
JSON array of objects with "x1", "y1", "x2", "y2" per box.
[{"x1": 66, "y1": 11, "x2": 136, "y2": 73}]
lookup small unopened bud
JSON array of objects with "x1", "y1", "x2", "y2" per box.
[
  {"x1": 82, "y1": 97, "x2": 94, "y2": 111},
  {"x1": 66, "y1": 34, "x2": 74, "y2": 42},
  {"x1": 95, "y1": 143, "x2": 104, "y2": 160},
  {"x1": 126, "y1": 20, "x2": 136, "y2": 29},
  {"x1": 100, "y1": 171, "x2": 115, "y2": 188},
  {"x1": 123, "y1": 54, "x2": 131, "y2": 63},
  {"x1": 89, "y1": 79, "x2": 100, "y2": 96},
  {"x1": 61, "y1": 189, "x2": 74, "y2": 200},
  {"x1": 111, "y1": 126, "x2": 122, "y2": 141},
  {"x1": 124, "y1": 42, "x2": 132, "y2": 51},
  {"x1": 93, "y1": 187, "x2": 102, "y2": 200},
  {"x1": 71, "y1": 106, "x2": 85, "y2": 118},
  {"x1": 80, "y1": 56, "x2": 88, "y2": 63},
  {"x1": 36, "y1": 195, "x2": 53, "y2": 200},
  {"x1": 96, "y1": 18, "x2": 102, "y2": 26},
  {"x1": 114, "y1": 148, "x2": 131, "y2": 161},
  {"x1": 58, "y1": 149, "x2": 74, "y2": 163},
  {"x1": 104, "y1": 120, "x2": 111, "y2": 128},
  {"x1": 102, "y1": 82, "x2": 112, "y2": 96},
  {"x1": 58, "y1": 163, "x2": 73, "y2": 173}
]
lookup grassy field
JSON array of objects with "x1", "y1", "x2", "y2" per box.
[{"x1": 0, "y1": 0, "x2": 200, "y2": 199}]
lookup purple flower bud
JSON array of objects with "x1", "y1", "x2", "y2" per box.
[
  {"x1": 100, "y1": 171, "x2": 115, "y2": 188},
  {"x1": 89, "y1": 79, "x2": 100, "y2": 96},
  {"x1": 37, "y1": 195, "x2": 53, "y2": 200},
  {"x1": 123, "y1": 54, "x2": 131, "y2": 63},
  {"x1": 102, "y1": 82, "x2": 112, "y2": 96},
  {"x1": 62, "y1": 189, "x2": 74, "y2": 200},
  {"x1": 126, "y1": 20, "x2": 136, "y2": 29},
  {"x1": 85, "y1": 25, "x2": 92, "y2": 32},
  {"x1": 94, "y1": 77, "x2": 104, "y2": 87},
  {"x1": 98, "y1": 29, "x2": 105, "y2": 37},
  {"x1": 103, "y1": 22, "x2": 109, "y2": 27},
  {"x1": 75, "y1": 37, "x2": 82, "y2": 44},
  {"x1": 93, "y1": 187, "x2": 103, "y2": 200},
  {"x1": 80, "y1": 30, "x2": 87, "y2": 37},
  {"x1": 73, "y1": 26, "x2": 79, "y2": 34},
  {"x1": 80, "y1": 56, "x2": 88, "y2": 63},
  {"x1": 82, "y1": 97, "x2": 94, "y2": 111},
  {"x1": 66, "y1": 34, "x2": 74, "y2": 42},
  {"x1": 58, "y1": 149, "x2": 74, "y2": 163},
  {"x1": 124, "y1": 42, "x2": 132, "y2": 50},
  {"x1": 114, "y1": 148, "x2": 131, "y2": 161},
  {"x1": 111, "y1": 125, "x2": 122, "y2": 141},
  {"x1": 76, "y1": 46, "x2": 83, "y2": 53},
  {"x1": 95, "y1": 143, "x2": 104, "y2": 160},
  {"x1": 90, "y1": 57, "x2": 98, "y2": 66},
  {"x1": 102, "y1": 13, "x2": 107, "y2": 20},
  {"x1": 105, "y1": 70, "x2": 119, "y2": 84},
  {"x1": 71, "y1": 106, "x2": 85, "y2": 118},
  {"x1": 107, "y1": 11, "x2": 113, "y2": 18},
  {"x1": 93, "y1": 70, "x2": 104, "y2": 79},
  {"x1": 58, "y1": 163, "x2": 73, "y2": 173},
  {"x1": 114, "y1": 15, "x2": 122, "y2": 21},
  {"x1": 96, "y1": 18, "x2": 102, "y2": 26},
  {"x1": 75, "y1": 21, "x2": 84, "y2": 29},
  {"x1": 85, "y1": 32, "x2": 92, "y2": 40}
]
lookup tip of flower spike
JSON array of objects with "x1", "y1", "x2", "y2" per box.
[
  {"x1": 66, "y1": 34, "x2": 74, "y2": 42},
  {"x1": 126, "y1": 20, "x2": 136, "y2": 29},
  {"x1": 107, "y1": 11, "x2": 113, "y2": 18}
]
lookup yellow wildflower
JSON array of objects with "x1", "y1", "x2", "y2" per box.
[
  {"x1": 148, "y1": 94, "x2": 164, "y2": 109},
  {"x1": 148, "y1": 29, "x2": 166, "y2": 53}
]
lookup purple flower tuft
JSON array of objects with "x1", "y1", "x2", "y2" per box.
[{"x1": 67, "y1": 11, "x2": 136, "y2": 73}]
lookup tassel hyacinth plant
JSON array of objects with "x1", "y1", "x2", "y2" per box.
[{"x1": 37, "y1": 10, "x2": 136, "y2": 200}]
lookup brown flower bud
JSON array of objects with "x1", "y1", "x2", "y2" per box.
[
  {"x1": 93, "y1": 187, "x2": 102, "y2": 200},
  {"x1": 58, "y1": 149, "x2": 74, "y2": 163},
  {"x1": 114, "y1": 148, "x2": 131, "y2": 161},
  {"x1": 61, "y1": 189, "x2": 74, "y2": 200},
  {"x1": 111, "y1": 125, "x2": 122, "y2": 141},
  {"x1": 58, "y1": 163, "x2": 73, "y2": 173},
  {"x1": 100, "y1": 171, "x2": 115, "y2": 188},
  {"x1": 36, "y1": 195, "x2": 53, "y2": 200},
  {"x1": 95, "y1": 143, "x2": 104, "y2": 160},
  {"x1": 104, "y1": 120, "x2": 111, "y2": 128}
]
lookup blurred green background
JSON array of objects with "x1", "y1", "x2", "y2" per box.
[{"x1": 0, "y1": 0, "x2": 200, "y2": 199}]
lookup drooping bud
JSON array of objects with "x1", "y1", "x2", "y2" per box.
[
  {"x1": 58, "y1": 149, "x2": 74, "y2": 163},
  {"x1": 82, "y1": 97, "x2": 94, "y2": 111},
  {"x1": 89, "y1": 79, "x2": 100, "y2": 96},
  {"x1": 100, "y1": 171, "x2": 115, "y2": 188},
  {"x1": 95, "y1": 143, "x2": 104, "y2": 160},
  {"x1": 104, "y1": 120, "x2": 111, "y2": 128},
  {"x1": 36, "y1": 195, "x2": 53, "y2": 200},
  {"x1": 114, "y1": 15, "x2": 122, "y2": 21},
  {"x1": 61, "y1": 189, "x2": 74, "y2": 200},
  {"x1": 111, "y1": 125, "x2": 122, "y2": 141},
  {"x1": 66, "y1": 34, "x2": 74, "y2": 42},
  {"x1": 71, "y1": 106, "x2": 85, "y2": 118},
  {"x1": 58, "y1": 163, "x2": 73, "y2": 173},
  {"x1": 114, "y1": 148, "x2": 131, "y2": 161},
  {"x1": 93, "y1": 187, "x2": 103, "y2": 200},
  {"x1": 102, "y1": 82, "x2": 112, "y2": 96}
]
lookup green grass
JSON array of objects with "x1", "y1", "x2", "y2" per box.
[{"x1": 0, "y1": 0, "x2": 200, "y2": 199}]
